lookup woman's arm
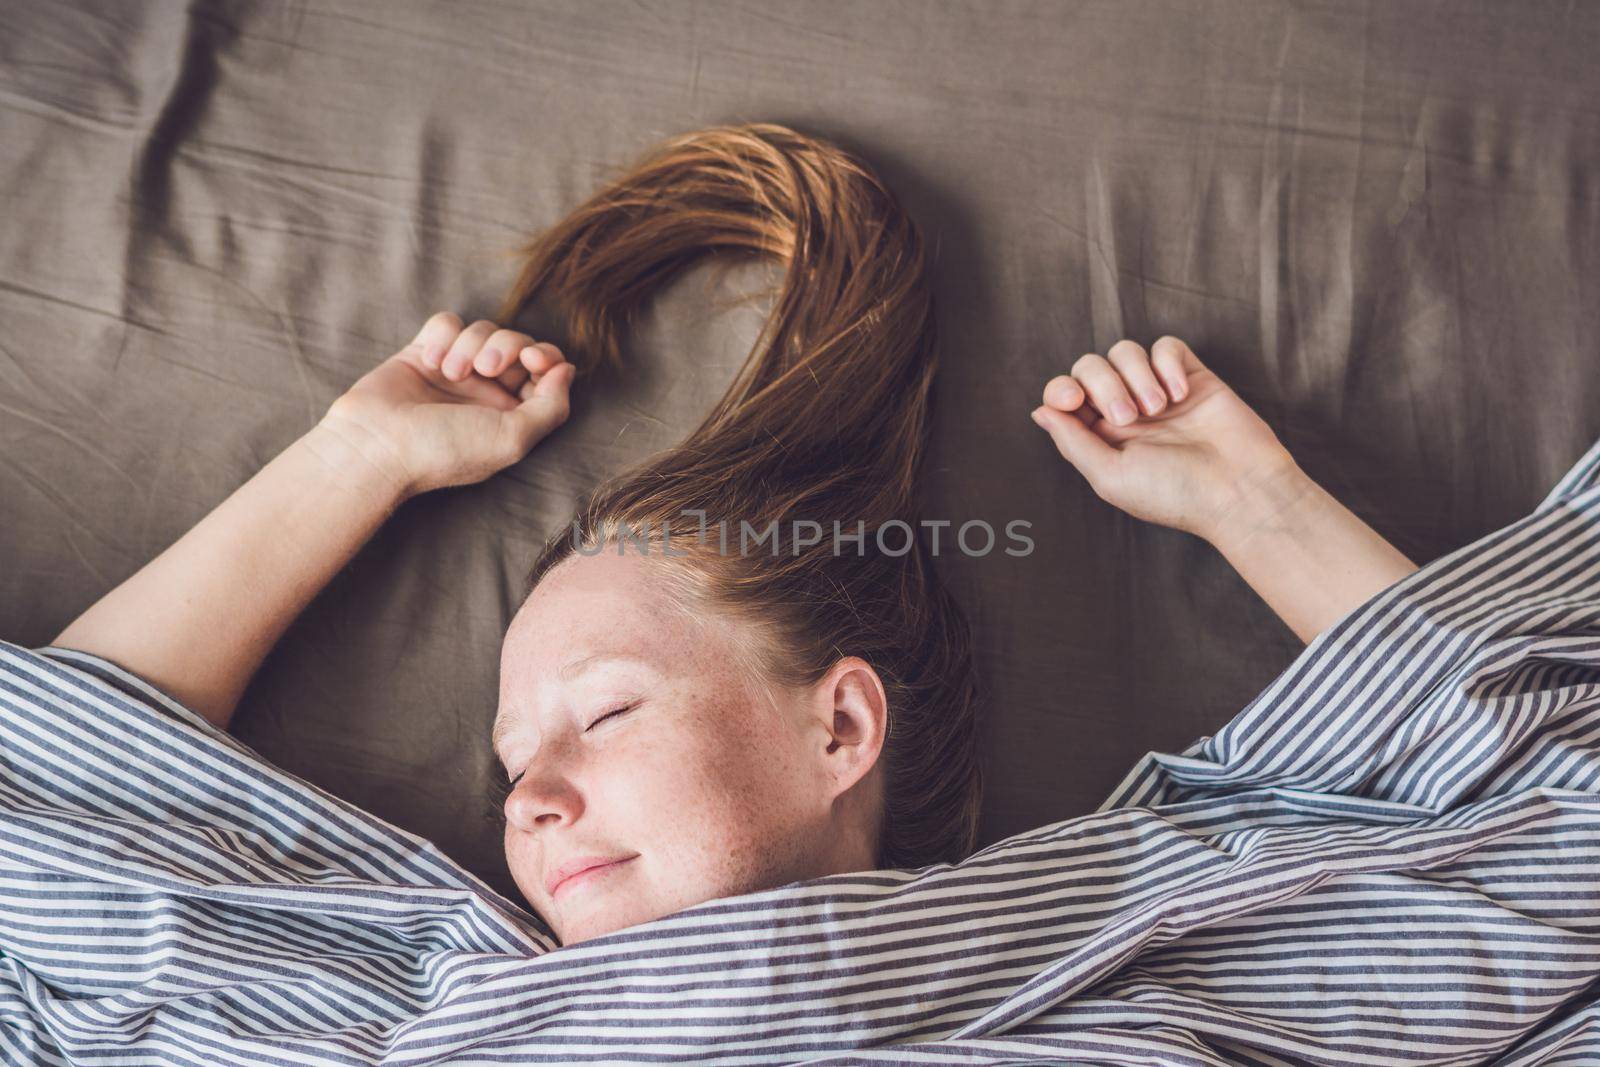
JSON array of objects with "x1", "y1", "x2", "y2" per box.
[
  {"x1": 49, "y1": 312, "x2": 575, "y2": 734},
  {"x1": 1202, "y1": 458, "x2": 1419, "y2": 644},
  {"x1": 1030, "y1": 336, "x2": 1417, "y2": 645},
  {"x1": 50, "y1": 420, "x2": 409, "y2": 732}
]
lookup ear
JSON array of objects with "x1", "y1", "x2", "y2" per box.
[{"x1": 812, "y1": 655, "x2": 888, "y2": 796}]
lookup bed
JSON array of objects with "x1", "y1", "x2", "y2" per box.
[
  {"x1": 2, "y1": 0, "x2": 1599, "y2": 1061},
  {"x1": 5, "y1": 438, "x2": 1600, "y2": 1061}
]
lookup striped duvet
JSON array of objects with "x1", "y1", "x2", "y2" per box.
[{"x1": 4, "y1": 433, "x2": 1600, "y2": 1065}]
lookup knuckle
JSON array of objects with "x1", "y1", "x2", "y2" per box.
[
  {"x1": 1106, "y1": 339, "x2": 1147, "y2": 363},
  {"x1": 1104, "y1": 355, "x2": 1148, "y2": 388},
  {"x1": 1153, "y1": 335, "x2": 1190, "y2": 364},
  {"x1": 1070, "y1": 352, "x2": 1103, "y2": 375}
]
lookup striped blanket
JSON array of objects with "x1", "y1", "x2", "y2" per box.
[{"x1": 4, "y1": 434, "x2": 1600, "y2": 1066}]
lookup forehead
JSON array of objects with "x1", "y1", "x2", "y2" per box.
[
  {"x1": 496, "y1": 551, "x2": 742, "y2": 718},
  {"x1": 505, "y1": 551, "x2": 688, "y2": 662}
]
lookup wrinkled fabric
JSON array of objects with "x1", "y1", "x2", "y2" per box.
[
  {"x1": 5, "y1": 2, "x2": 1600, "y2": 902},
  {"x1": 3, "y1": 435, "x2": 1599, "y2": 1064}
]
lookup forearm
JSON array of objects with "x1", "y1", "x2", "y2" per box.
[
  {"x1": 1205, "y1": 460, "x2": 1419, "y2": 644},
  {"x1": 50, "y1": 419, "x2": 411, "y2": 732}
]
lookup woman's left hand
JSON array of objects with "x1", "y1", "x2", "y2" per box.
[
  {"x1": 1030, "y1": 336, "x2": 1295, "y2": 542},
  {"x1": 319, "y1": 311, "x2": 576, "y2": 498}
]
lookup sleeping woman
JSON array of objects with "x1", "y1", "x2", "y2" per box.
[
  {"x1": 19, "y1": 123, "x2": 1600, "y2": 1065},
  {"x1": 49, "y1": 124, "x2": 1417, "y2": 949}
]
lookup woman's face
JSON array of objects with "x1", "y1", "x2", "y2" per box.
[{"x1": 494, "y1": 548, "x2": 886, "y2": 947}]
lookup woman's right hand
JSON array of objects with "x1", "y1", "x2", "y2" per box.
[
  {"x1": 1029, "y1": 336, "x2": 1302, "y2": 544},
  {"x1": 320, "y1": 312, "x2": 575, "y2": 498}
]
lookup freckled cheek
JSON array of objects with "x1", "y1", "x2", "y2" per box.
[
  {"x1": 503, "y1": 825, "x2": 543, "y2": 904},
  {"x1": 632, "y1": 730, "x2": 731, "y2": 815},
  {"x1": 683, "y1": 713, "x2": 795, "y2": 824}
]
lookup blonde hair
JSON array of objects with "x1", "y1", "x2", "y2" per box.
[{"x1": 495, "y1": 123, "x2": 982, "y2": 869}]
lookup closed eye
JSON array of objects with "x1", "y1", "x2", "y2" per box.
[
  {"x1": 587, "y1": 700, "x2": 639, "y2": 732},
  {"x1": 503, "y1": 701, "x2": 640, "y2": 791}
]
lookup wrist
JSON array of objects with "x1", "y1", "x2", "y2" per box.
[
  {"x1": 302, "y1": 416, "x2": 415, "y2": 509},
  {"x1": 1200, "y1": 451, "x2": 1318, "y2": 554}
]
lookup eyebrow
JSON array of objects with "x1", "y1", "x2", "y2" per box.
[
  {"x1": 491, "y1": 653, "x2": 657, "y2": 761},
  {"x1": 559, "y1": 652, "x2": 648, "y2": 682}
]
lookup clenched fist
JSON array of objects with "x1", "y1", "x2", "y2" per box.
[
  {"x1": 1030, "y1": 336, "x2": 1299, "y2": 543},
  {"x1": 320, "y1": 311, "x2": 577, "y2": 498}
]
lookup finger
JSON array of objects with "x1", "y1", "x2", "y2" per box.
[
  {"x1": 1042, "y1": 373, "x2": 1086, "y2": 412},
  {"x1": 413, "y1": 311, "x2": 465, "y2": 370},
  {"x1": 448, "y1": 371, "x2": 522, "y2": 411},
  {"x1": 1070, "y1": 352, "x2": 1140, "y2": 427},
  {"x1": 496, "y1": 361, "x2": 531, "y2": 393},
  {"x1": 498, "y1": 343, "x2": 566, "y2": 398},
  {"x1": 474, "y1": 328, "x2": 536, "y2": 378},
  {"x1": 441, "y1": 319, "x2": 500, "y2": 382},
  {"x1": 1043, "y1": 373, "x2": 1103, "y2": 430},
  {"x1": 1151, "y1": 336, "x2": 1198, "y2": 400},
  {"x1": 507, "y1": 361, "x2": 575, "y2": 451},
  {"x1": 520, "y1": 341, "x2": 564, "y2": 374},
  {"x1": 519, "y1": 355, "x2": 573, "y2": 398},
  {"x1": 1031, "y1": 404, "x2": 1121, "y2": 488},
  {"x1": 1105, "y1": 340, "x2": 1169, "y2": 416}
]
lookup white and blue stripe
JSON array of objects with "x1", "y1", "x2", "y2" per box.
[{"x1": 4, "y1": 432, "x2": 1600, "y2": 1065}]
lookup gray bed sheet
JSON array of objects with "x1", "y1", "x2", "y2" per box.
[{"x1": 3, "y1": 0, "x2": 1597, "y2": 904}]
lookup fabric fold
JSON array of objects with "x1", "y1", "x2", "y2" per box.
[{"x1": 3, "y1": 433, "x2": 1599, "y2": 1064}]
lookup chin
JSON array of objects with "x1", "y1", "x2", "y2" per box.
[{"x1": 554, "y1": 910, "x2": 626, "y2": 948}]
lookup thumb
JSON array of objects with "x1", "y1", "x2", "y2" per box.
[
  {"x1": 1032, "y1": 405, "x2": 1121, "y2": 487},
  {"x1": 507, "y1": 361, "x2": 575, "y2": 450}
]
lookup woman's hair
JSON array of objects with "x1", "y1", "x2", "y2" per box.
[{"x1": 493, "y1": 123, "x2": 981, "y2": 871}]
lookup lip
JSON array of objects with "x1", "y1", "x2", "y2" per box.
[{"x1": 546, "y1": 854, "x2": 637, "y2": 898}]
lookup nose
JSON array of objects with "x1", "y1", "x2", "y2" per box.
[{"x1": 503, "y1": 757, "x2": 584, "y2": 833}]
